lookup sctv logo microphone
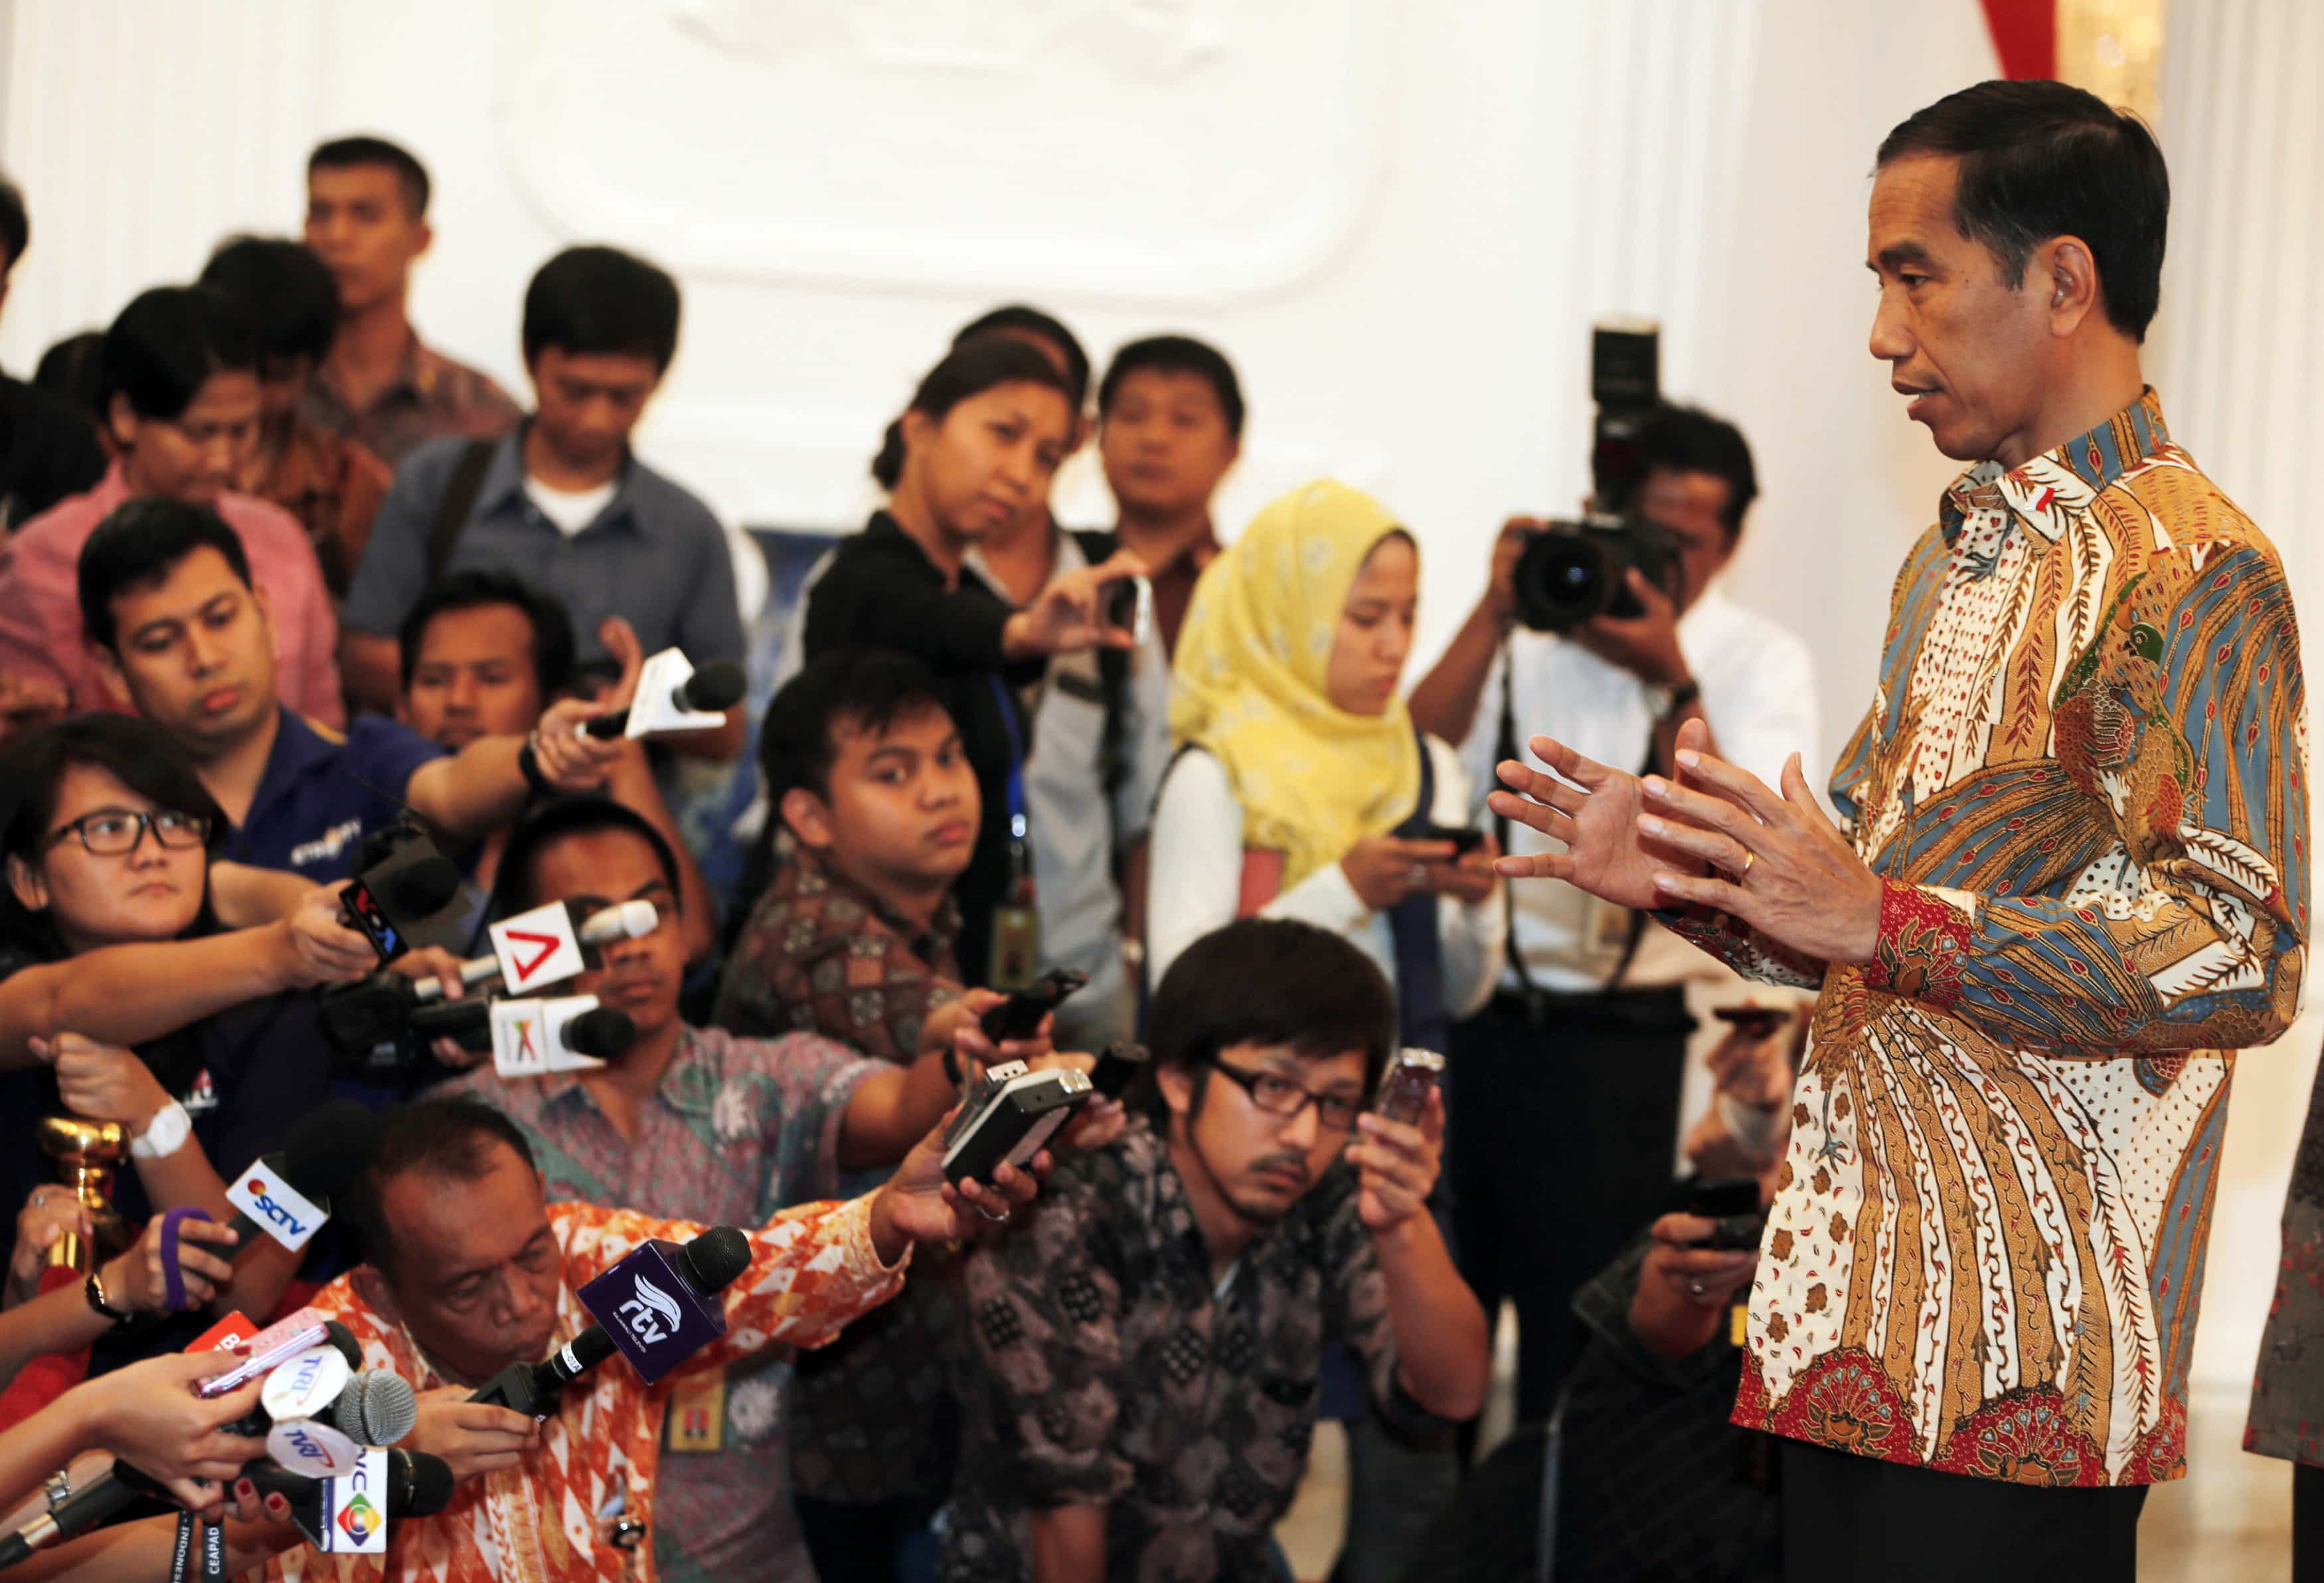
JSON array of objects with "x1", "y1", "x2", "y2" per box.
[{"x1": 227, "y1": 1163, "x2": 329, "y2": 1253}]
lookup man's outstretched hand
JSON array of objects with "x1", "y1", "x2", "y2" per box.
[
  {"x1": 867, "y1": 1112, "x2": 1046, "y2": 1264},
  {"x1": 1488, "y1": 717, "x2": 1715, "y2": 910}
]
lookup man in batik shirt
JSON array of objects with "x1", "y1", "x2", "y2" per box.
[
  {"x1": 1491, "y1": 82, "x2": 2305, "y2": 1582},
  {"x1": 260, "y1": 1096, "x2": 1038, "y2": 1583}
]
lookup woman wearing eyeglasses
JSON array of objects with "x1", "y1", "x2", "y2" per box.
[{"x1": 0, "y1": 714, "x2": 373, "y2": 1329}]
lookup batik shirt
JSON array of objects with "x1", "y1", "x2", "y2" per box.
[
  {"x1": 944, "y1": 1121, "x2": 1448, "y2": 1581},
  {"x1": 1664, "y1": 392, "x2": 2307, "y2": 1486},
  {"x1": 710, "y1": 849, "x2": 967, "y2": 1506},
  {"x1": 268, "y1": 1197, "x2": 907, "y2": 1583},
  {"x1": 440, "y1": 1025, "x2": 878, "y2": 1583}
]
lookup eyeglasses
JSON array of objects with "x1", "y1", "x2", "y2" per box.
[
  {"x1": 1201, "y1": 1056, "x2": 1363, "y2": 1133},
  {"x1": 42, "y1": 809, "x2": 212, "y2": 856}
]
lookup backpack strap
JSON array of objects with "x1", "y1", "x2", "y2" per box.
[
  {"x1": 1070, "y1": 529, "x2": 1132, "y2": 799},
  {"x1": 424, "y1": 439, "x2": 500, "y2": 586}
]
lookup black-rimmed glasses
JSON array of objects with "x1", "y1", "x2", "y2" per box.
[
  {"x1": 42, "y1": 809, "x2": 212, "y2": 856},
  {"x1": 1201, "y1": 1055, "x2": 1363, "y2": 1133}
]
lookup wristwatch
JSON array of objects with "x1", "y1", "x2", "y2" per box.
[
  {"x1": 517, "y1": 731, "x2": 552, "y2": 794},
  {"x1": 1645, "y1": 677, "x2": 1702, "y2": 722},
  {"x1": 84, "y1": 1267, "x2": 130, "y2": 1325},
  {"x1": 129, "y1": 1099, "x2": 192, "y2": 1161}
]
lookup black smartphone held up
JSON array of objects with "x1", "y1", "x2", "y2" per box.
[
  {"x1": 1685, "y1": 1175, "x2": 1768, "y2": 1251},
  {"x1": 979, "y1": 967, "x2": 1090, "y2": 1044},
  {"x1": 1104, "y1": 576, "x2": 1153, "y2": 645},
  {"x1": 1371, "y1": 1048, "x2": 1446, "y2": 1126},
  {"x1": 1088, "y1": 1041, "x2": 1149, "y2": 1101},
  {"x1": 1416, "y1": 823, "x2": 1485, "y2": 856}
]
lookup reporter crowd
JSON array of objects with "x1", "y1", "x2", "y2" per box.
[{"x1": 0, "y1": 72, "x2": 2303, "y2": 1583}]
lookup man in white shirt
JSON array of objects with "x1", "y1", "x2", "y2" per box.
[{"x1": 1408, "y1": 403, "x2": 1817, "y2": 1425}]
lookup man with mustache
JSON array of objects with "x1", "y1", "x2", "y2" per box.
[
  {"x1": 944, "y1": 918, "x2": 1489, "y2": 1582},
  {"x1": 1490, "y1": 80, "x2": 2305, "y2": 1581}
]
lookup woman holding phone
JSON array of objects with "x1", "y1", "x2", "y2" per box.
[{"x1": 1145, "y1": 479, "x2": 1504, "y2": 1050}]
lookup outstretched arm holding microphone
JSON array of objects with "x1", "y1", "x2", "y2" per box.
[{"x1": 0, "y1": 1213, "x2": 240, "y2": 1388}]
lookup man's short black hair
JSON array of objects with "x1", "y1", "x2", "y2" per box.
[
  {"x1": 0, "y1": 171, "x2": 28, "y2": 274},
  {"x1": 761, "y1": 649, "x2": 954, "y2": 813},
  {"x1": 1141, "y1": 918, "x2": 1396, "y2": 1127},
  {"x1": 523, "y1": 246, "x2": 682, "y2": 374},
  {"x1": 341, "y1": 1096, "x2": 538, "y2": 1282},
  {"x1": 199, "y1": 236, "x2": 339, "y2": 369},
  {"x1": 1637, "y1": 404, "x2": 1759, "y2": 540},
  {"x1": 1877, "y1": 79, "x2": 2168, "y2": 341},
  {"x1": 308, "y1": 135, "x2": 431, "y2": 218},
  {"x1": 398, "y1": 569, "x2": 577, "y2": 698},
  {"x1": 954, "y1": 304, "x2": 1090, "y2": 411},
  {"x1": 495, "y1": 795, "x2": 683, "y2": 918},
  {"x1": 78, "y1": 498, "x2": 253, "y2": 653},
  {"x1": 1097, "y1": 334, "x2": 1246, "y2": 439},
  {"x1": 101, "y1": 286, "x2": 258, "y2": 427}
]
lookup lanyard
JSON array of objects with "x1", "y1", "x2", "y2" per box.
[{"x1": 987, "y1": 675, "x2": 1029, "y2": 841}]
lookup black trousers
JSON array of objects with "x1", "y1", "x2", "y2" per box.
[
  {"x1": 1781, "y1": 1440, "x2": 2146, "y2": 1583},
  {"x1": 2295, "y1": 1461, "x2": 2324, "y2": 1581},
  {"x1": 1448, "y1": 986, "x2": 1693, "y2": 1424}
]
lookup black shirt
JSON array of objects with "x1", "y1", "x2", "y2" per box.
[
  {"x1": 801, "y1": 512, "x2": 1041, "y2": 986},
  {"x1": 0, "y1": 376, "x2": 106, "y2": 531}
]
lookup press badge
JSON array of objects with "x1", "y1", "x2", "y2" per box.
[{"x1": 666, "y1": 1373, "x2": 725, "y2": 1454}]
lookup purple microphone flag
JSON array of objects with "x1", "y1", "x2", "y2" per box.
[{"x1": 575, "y1": 1240, "x2": 728, "y2": 1385}]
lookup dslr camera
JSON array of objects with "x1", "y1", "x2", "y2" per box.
[{"x1": 1510, "y1": 318, "x2": 1684, "y2": 634}]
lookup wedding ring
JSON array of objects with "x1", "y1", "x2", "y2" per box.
[
  {"x1": 975, "y1": 1203, "x2": 1010, "y2": 1225},
  {"x1": 1408, "y1": 863, "x2": 1428, "y2": 888},
  {"x1": 1733, "y1": 851, "x2": 1756, "y2": 881},
  {"x1": 1689, "y1": 1280, "x2": 1706, "y2": 1297}
]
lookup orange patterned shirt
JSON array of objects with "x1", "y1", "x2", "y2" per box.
[{"x1": 267, "y1": 1195, "x2": 906, "y2": 1583}]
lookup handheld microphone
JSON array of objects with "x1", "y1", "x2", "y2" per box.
[
  {"x1": 410, "y1": 900, "x2": 659, "y2": 1002},
  {"x1": 248, "y1": 1448, "x2": 455, "y2": 1554},
  {"x1": 424, "y1": 993, "x2": 636, "y2": 1064},
  {"x1": 0, "y1": 1329, "x2": 406, "y2": 1566},
  {"x1": 468, "y1": 1226, "x2": 751, "y2": 1415},
  {"x1": 220, "y1": 1104, "x2": 383, "y2": 1257},
  {"x1": 582, "y1": 659, "x2": 745, "y2": 739},
  {"x1": 339, "y1": 821, "x2": 467, "y2": 962}
]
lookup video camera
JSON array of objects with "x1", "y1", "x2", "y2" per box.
[
  {"x1": 1511, "y1": 319, "x2": 1684, "y2": 634},
  {"x1": 318, "y1": 900, "x2": 657, "y2": 1076},
  {"x1": 339, "y1": 817, "x2": 474, "y2": 963}
]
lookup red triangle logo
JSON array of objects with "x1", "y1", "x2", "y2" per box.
[{"x1": 503, "y1": 928, "x2": 562, "y2": 984}]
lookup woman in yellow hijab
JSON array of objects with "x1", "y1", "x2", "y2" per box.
[{"x1": 1145, "y1": 479, "x2": 1504, "y2": 1046}]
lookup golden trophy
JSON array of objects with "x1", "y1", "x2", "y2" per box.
[{"x1": 35, "y1": 1116, "x2": 130, "y2": 1272}]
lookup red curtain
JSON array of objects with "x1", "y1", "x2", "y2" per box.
[{"x1": 1981, "y1": 0, "x2": 2058, "y2": 78}]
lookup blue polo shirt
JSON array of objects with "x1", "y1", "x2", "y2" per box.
[{"x1": 221, "y1": 707, "x2": 447, "y2": 882}]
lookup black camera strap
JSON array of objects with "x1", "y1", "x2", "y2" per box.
[{"x1": 1491, "y1": 639, "x2": 1647, "y2": 1019}]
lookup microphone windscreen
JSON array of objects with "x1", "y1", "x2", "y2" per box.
[
  {"x1": 333, "y1": 1371, "x2": 418, "y2": 1446},
  {"x1": 680, "y1": 1226, "x2": 752, "y2": 1294},
  {"x1": 682, "y1": 660, "x2": 746, "y2": 712},
  {"x1": 390, "y1": 1450, "x2": 456, "y2": 1517},
  {"x1": 321, "y1": 1321, "x2": 361, "y2": 1367},
  {"x1": 280, "y1": 1102, "x2": 387, "y2": 1200},
  {"x1": 566, "y1": 1008, "x2": 635, "y2": 1058},
  {"x1": 389, "y1": 854, "x2": 462, "y2": 916}
]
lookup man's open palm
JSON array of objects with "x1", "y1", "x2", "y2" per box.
[{"x1": 1488, "y1": 722, "x2": 1712, "y2": 912}]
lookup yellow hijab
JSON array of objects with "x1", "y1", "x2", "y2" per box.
[{"x1": 1171, "y1": 479, "x2": 1423, "y2": 892}]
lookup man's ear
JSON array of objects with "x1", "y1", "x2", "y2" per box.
[
  {"x1": 90, "y1": 641, "x2": 132, "y2": 711},
  {"x1": 351, "y1": 1264, "x2": 400, "y2": 1327},
  {"x1": 105, "y1": 392, "x2": 138, "y2": 455},
  {"x1": 6, "y1": 853, "x2": 47, "y2": 915},
  {"x1": 1155, "y1": 1060, "x2": 1195, "y2": 1120},
  {"x1": 779, "y1": 787, "x2": 835, "y2": 852},
  {"x1": 2043, "y1": 236, "x2": 2104, "y2": 338}
]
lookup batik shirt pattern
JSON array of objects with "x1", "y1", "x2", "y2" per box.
[
  {"x1": 266, "y1": 1197, "x2": 906, "y2": 1583},
  {"x1": 1665, "y1": 392, "x2": 2307, "y2": 1485}
]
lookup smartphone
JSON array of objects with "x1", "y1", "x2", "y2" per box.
[
  {"x1": 1416, "y1": 823, "x2": 1485, "y2": 856},
  {"x1": 979, "y1": 967, "x2": 1090, "y2": 1043},
  {"x1": 1685, "y1": 1176, "x2": 1767, "y2": 1250},
  {"x1": 1088, "y1": 1041, "x2": 1149, "y2": 1101},
  {"x1": 1104, "y1": 576, "x2": 1153, "y2": 646},
  {"x1": 1371, "y1": 1048, "x2": 1445, "y2": 1126}
]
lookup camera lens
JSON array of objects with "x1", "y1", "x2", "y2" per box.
[{"x1": 1513, "y1": 527, "x2": 1615, "y2": 633}]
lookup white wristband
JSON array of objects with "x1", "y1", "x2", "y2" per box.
[{"x1": 129, "y1": 1100, "x2": 192, "y2": 1161}]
